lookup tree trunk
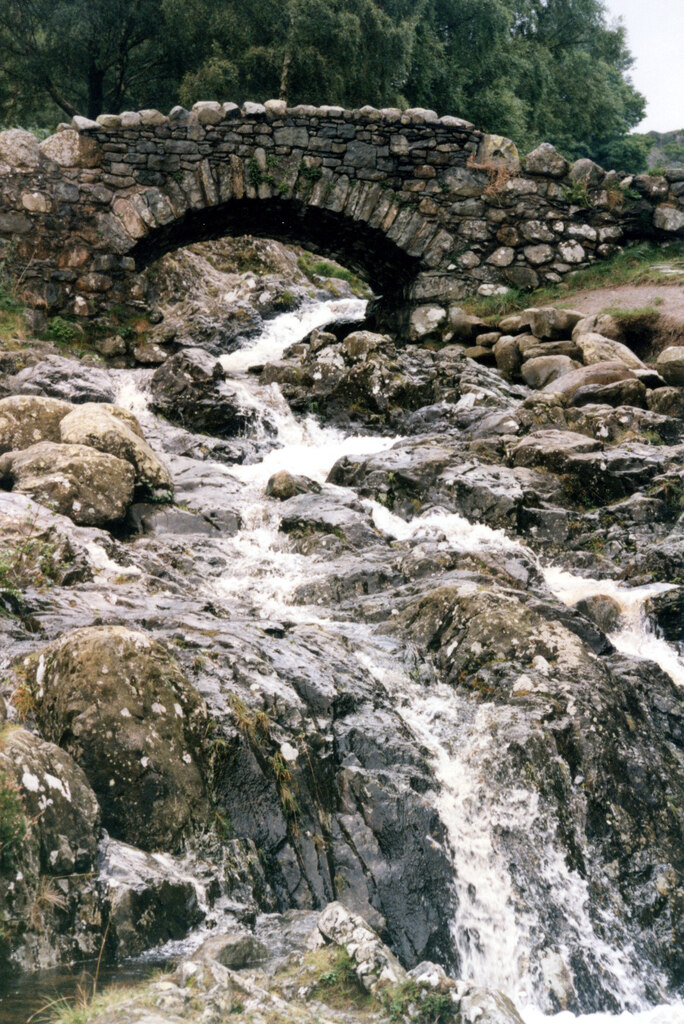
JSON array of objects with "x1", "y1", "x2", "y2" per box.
[{"x1": 87, "y1": 62, "x2": 106, "y2": 120}]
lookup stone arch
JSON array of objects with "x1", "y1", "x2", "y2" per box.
[{"x1": 0, "y1": 101, "x2": 682, "y2": 338}]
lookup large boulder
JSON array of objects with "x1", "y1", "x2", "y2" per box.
[
  {"x1": 150, "y1": 348, "x2": 258, "y2": 437},
  {"x1": 0, "y1": 395, "x2": 72, "y2": 454},
  {"x1": 521, "y1": 355, "x2": 582, "y2": 389},
  {"x1": 542, "y1": 361, "x2": 639, "y2": 404},
  {"x1": 59, "y1": 403, "x2": 172, "y2": 496},
  {"x1": 0, "y1": 726, "x2": 104, "y2": 970},
  {"x1": 656, "y1": 347, "x2": 684, "y2": 386},
  {"x1": 32, "y1": 626, "x2": 210, "y2": 851},
  {"x1": 8, "y1": 355, "x2": 115, "y2": 404},
  {"x1": 575, "y1": 333, "x2": 644, "y2": 370},
  {"x1": 0, "y1": 441, "x2": 135, "y2": 525}
]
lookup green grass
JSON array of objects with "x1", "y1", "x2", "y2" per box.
[
  {"x1": 0, "y1": 531, "x2": 67, "y2": 603},
  {"x1": 296, "y1": 252, "x2": 370, "y2": 296},
  {"x1": 461, "y1": 242, "x2": 684, "y2": 321}
]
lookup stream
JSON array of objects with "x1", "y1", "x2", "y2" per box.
[{"x1": 2, "y1": 296, "x2": 684, "y2": 1023}]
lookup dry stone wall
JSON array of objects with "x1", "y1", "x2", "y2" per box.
[{"x1": 0, "y1": 99, "x2": 683, "y2": 334}]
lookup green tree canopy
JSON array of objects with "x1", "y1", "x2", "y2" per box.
[
  {"x1": 0, "y1": 0, "x2": 648, "y2": 171},
  {"x1": 0, "y1": 0, "x2": 177, "y2": 120}
]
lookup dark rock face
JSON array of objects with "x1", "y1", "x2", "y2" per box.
[
  {"x1": 0, "y1": 727, "x2": 104, "y2": 970},
  {"x1": 99, "y1": 837, "x2": 205, "y2": 957},
  {"x1": 31, "y1": 626, "x2": 211, "y2": 851},
  {"x1": 151, "y1": 348, "x2": 268, "y2": 438}
]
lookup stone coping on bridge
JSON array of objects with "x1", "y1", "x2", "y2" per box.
[
  {"x1": 72, "y1": 100, "x2": 476, "y2": 132},
  {"x1": 0, "y1": 99, "x2": 683, "y2": 337}
]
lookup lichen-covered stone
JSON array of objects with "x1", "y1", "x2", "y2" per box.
[
  {"x1": 32, "y1": 626, "x2": 210, "y2": 851},
  {"x1": 0, "y1": 441, "x2": 135, "y2": 525},
  {"x1": 59, "y1": 403, "x2": 172, "y2": 496},
  {"x1": 0, "y1": 395, "x2": 72, "y2": 454}
]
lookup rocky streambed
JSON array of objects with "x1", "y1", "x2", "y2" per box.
[{"x1": 0, "y1": 275, "x2": 683, "y2": 1024}]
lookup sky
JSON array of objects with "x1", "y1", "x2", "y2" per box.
[{"x1": 602, "y1": 0, "x2": 684, "y2": 133}]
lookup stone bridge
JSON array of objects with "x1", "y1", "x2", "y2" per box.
[{"x1": 0, "y1": 98, "x2": 683, "y2": 336}]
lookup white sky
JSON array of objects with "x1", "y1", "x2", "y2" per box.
[{"x1": 602, "y1": 0, "x2": 684, "y2": 133}]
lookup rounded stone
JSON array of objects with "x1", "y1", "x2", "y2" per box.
[
  {"x1": 32, "y1": 626, "x2": 210, "y2": 852},
  {"x1": 656, "y1": 347, "x2": 684, "y2": 385},
  {"x1": 0, "y1": 128, "x2": 40, "y2": 169},
  {"x1": 523, "y1": 143, "x2": 568, "y2": 178}
]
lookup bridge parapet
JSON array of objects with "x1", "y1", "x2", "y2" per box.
[{"x1": 0, "y1": 101, "x2": 682, "y2": 337}]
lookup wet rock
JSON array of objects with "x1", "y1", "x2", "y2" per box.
[
  {"x1": 573, "y1": 595, "x2": 623, "y2": 634},
  {"x1": 509, "y1": 430, "x2": 602, "y2": 472},
  {"x1": 100, "y1": 837, "x2": 205, "y2": 957},
  {"x1": 32, "y1": 626, "x2": 210, "y2": 851},
  {"x1": 644, "y1": 587, "x2": 684, "y2": 643},
  {"x1": 279, "y1": 491, "x2": 380, "y2": 550},
  {"x1": 0, "y1": 491, "x2": 114, "y2": 591},
  {"x1": 266, "y1": 471, "x2": 321, "y2": 500},
  {"x1": 460, "y1": 988, "x2": 525, "y2": 1024},
  {"x1": 656, "y1": 346, "x2": 684, "y2": 386},
  {"x1": 0, "y1": 395, "x2": 72, "y2": 454},
  {"x1": 127, "y1": 502, "x2": 218, "y2": 536},
  {"x1": 59, "y1": 403, "x2": 173, "y2": 497},
  {"x1": 193, "y1": 930, "x2": 269, "y2": 969},
  {"x1": 0, "y1": 441, "x2": 135, "y2": 526},
  {"x1": 8, "y1": 356, "x2": 116, "y2": 404},
  {"x1": 0, "y1": 727, "x2": 104, "y2": 970},
  {"x1": 150, "y1": 349, "x2": 261, "y2": 438}
]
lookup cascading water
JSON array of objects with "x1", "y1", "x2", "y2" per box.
[{"x1": 14, "y1": 295, "x2": 680, "y2": 1023}]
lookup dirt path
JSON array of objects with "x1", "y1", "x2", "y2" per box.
[{"x1": 555, "y1": 279, "x2": 684, "y2": 318}]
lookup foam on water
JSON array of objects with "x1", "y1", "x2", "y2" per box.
[
  {"x1": 544, "y1": 568, "x2": 684, "y2": 687},
  {"x1": 220, "y1": 296, "x2": 367, "y2": 373}
]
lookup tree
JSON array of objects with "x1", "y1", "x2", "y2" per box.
[
  {"x1": 0, "y1": 0, "x2": 176, "y2": 121},
  {"x1": 164, "y1": 0, "x2": 416, "y2": 110}
]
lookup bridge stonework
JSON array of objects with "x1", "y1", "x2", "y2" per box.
[{"x1": 0, "y1": 99, "x2": 683, "y2": 337}]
